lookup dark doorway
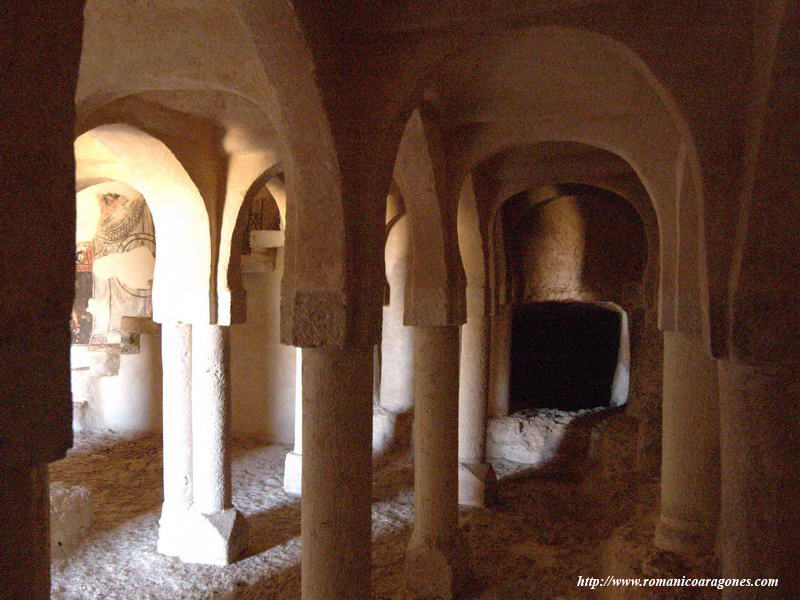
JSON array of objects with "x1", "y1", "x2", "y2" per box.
[{"x1": 510, "y1": 301, "x2": 621, "y2": 412}]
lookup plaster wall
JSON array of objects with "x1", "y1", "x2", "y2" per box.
[
  {"x1": 97, "y1": 334, "x2": 162, "y2": 432},
  {"x1": 379, "y1": 216, "x2": 414, "y2": 414},
  {"x1": 71, "y1": 334, "x2": 163, "y2": 433},
  {"x1": 230, "y1": 248, "x2": 296, "y2": 443}
]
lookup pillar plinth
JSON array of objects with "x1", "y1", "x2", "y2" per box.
[
  {"x1": 406, "y1": 326, "x2": 465, "y2": 600},
  {"x1": 157, "y1": 323, "x2": 193, "y2": 556},
  {"x1": 283, "y1": 348, "x2": 303, "y2": 496},
  {"x1": 181, "y1": 324, "x2": 248, "y2": 566},
  {"x1": 458, "y1": 315, "x2": 496, "y2": 507},
  {"x1": 717, "y1": 360, "x2": 799, "y2": 598},
  {"x1": 302, "y1": 347, "x2": 373, "y2": 600},
  {"x1": 655, "y1": 331, "x2": 719, "y2": 556}
]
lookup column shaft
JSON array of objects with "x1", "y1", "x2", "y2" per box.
[
  {"x1": 302, "y1": 347, "x2": 373, "y2": 600},
  {"x1": 458, "y1": 315, "x2": 496, "y2": 506},
  {"x1": 717, "y1": 361, "x2": 799, "y2": 598},
  {"x1": 655, "y1": 331, "x2": 719, "y2": 555},
  {"x1": 182, "y1": 324, "x2": 247, "y2": 566},
  {"x1": 0, "y1": 464, "x2": 49, "y2": 600},
  {"x1": 158, "y1": 322, "x2": 193, "y2": 556},
  {"x1": 192, "y1": 324, "x2": 231, "y2": 512},
  {"x1": 407, "y1": 326, "x2": 464, "y2": 599}
]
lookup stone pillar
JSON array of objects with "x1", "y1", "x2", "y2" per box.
[
  {"x1": 458, "y1": 315, "x2": 497, "y2": 507},
  {"x1": 181, "y1": 324, "x2": 248, "y2": 566},
  {"x1": 0, "y1": 464, "x2": 49, "y2": 600},
  {"x1": 407, "y1": 326, "x2": 464, "y2": 599},
  {"x1": 488, "y1": 306, "x2": 512, "y2": 417},
  {"x1": 301, "y1": 347, "x2": 373, "y2": 600},
  {"x1": 157, "y1": 323, "x2": 194, "y2": 556},
  {"x1": 283, "y1": 347, "x2": 303, "y2": 496},
  {"x1": 717, "y1": 361, "x2": 799, "y2": 598},
  {"x1": 655, "y1": 331, "x2": 719, "y2": 555}
]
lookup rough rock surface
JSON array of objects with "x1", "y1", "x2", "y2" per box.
[
  {"x1": 601, "y1": 493, "x2": 720, "y2": 600},
  {"x1": 486, "y1": 407, "x2": 617, "y2": 469},
  {"x1": 50, "y1": 431, "x2": 668, "y2": 600}
]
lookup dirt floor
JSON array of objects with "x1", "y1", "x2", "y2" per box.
[{"x1": 49, "y1": 432, "x2": 654, "y2": 600}]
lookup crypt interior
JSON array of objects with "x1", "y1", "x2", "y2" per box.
[{"x1": 1, "y1": 1, "x2": 798, "y2": 599}]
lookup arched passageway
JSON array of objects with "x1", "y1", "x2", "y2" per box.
[
  {"x1": 485, "y1": 185, "x2": 652, "y2": 474},
  {"x1": 510, "y1": 301, "x2": 627, "y2": 412}
]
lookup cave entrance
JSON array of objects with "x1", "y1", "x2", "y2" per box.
[{"x1": 509, "y1": 301, "x2": 628, "y2": 412}]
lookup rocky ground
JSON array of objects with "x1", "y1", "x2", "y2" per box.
[{"x1": 49, "y1": 431, "x2": 695, "y2": 600}]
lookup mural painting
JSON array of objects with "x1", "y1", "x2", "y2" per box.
[
  {"x1": 71, "y1": 242, "x2": 95, "y2": 344},
  {"x1": 71, "y1": 191, "x2": 156, "y2": 345}
]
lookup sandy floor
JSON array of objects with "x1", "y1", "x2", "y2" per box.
[{"x1": 49, "y1": 433, "x2": 641, "y2": 600}]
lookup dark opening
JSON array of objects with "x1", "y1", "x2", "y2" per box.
[{"x1": 510, "y1": 301, "x2": 621, "y2": 412}]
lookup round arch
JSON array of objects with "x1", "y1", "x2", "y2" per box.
[
  {"x1": 75, "y1": 124, "x2": 212, "y2": 324},
  {"x1": 479, "y1": 142, "x2": 661, "y2": 320},
  {"x1": 385, "y1": 25, "x2": 703, "y2": 335}
]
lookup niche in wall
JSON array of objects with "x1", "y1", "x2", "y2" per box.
[{"x1": 510, "y1": 301, "x2": 624, "y2": 412}]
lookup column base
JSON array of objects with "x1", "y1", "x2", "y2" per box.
[
  {"x1": 604, "y1": 509, "x2": 719, "y2": 600},
  {"x1": 654, "y1": 514, "x2": 715, "y2": 556},
  {"x1": 283, "y1": 451, "x2": 302, "y2": 496},
  {"x1": 405, "y1": 536, "x2": 465, "y2": 600},
  {"x1": 458, "y1": 462, "x2": 497, "y2": 507},
  {"x1": 156, "y1": 502, "x2": 190, "y2": 557},
  {"x1": 179, "y1": 508, "x2": 249, "y2": 566}
]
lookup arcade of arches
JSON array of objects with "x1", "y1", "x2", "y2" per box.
[{"x1": 1, "y1": 2, "x2": 798, "y2": 599}]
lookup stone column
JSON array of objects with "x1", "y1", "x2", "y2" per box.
[
  {"x1": 458, "y1": 315, "x2": 496, "y2": 507},
  {"x1": 406, "y1": 326, "x2": 464, "y2": 599},
  {"x1": 717, "y1": 361, "x2": 799, "y2": 598},
  {"x1": 157, "y1": 323, "x2": 194, "y2": 556},
  {"x1": 181, "y1": 324, "x2": 248, "y2": 566},
  {"x1": 488, "y1": 306, "x2": 512, "y2": 417},
  {"x1": 0, "y1": 464, "x2": 50, "y2": 600},
  {"x1": 283, "y1": 347, "x2": 303, "y2": 496},
  {"x1": 301, "y1": 347, "x2": 373, "y2": 600},
  {"x1": 655, "y1": 331, "x2": 719, "y2": 555}
]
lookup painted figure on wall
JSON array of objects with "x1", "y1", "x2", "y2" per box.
[
  {"x1": 71, "y1": 190, "x2": 156, "y2": 345},
  {"x1": 71, "y1": 241, "x2": 94, "y2": 344}
]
